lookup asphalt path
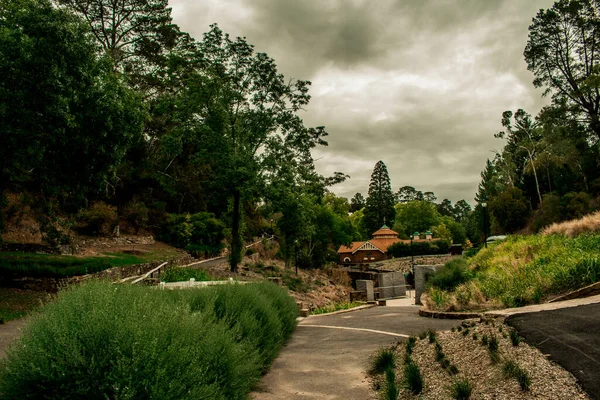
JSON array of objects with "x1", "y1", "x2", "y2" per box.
[
  {"x1": 507, "y1": 303, "x2": 600, "y2": 400},
  {"x1": 251, "y1": 305, "x2": 460, "y2": 400}
]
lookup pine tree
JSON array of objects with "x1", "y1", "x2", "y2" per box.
[{"x1": 363, "y1": 161, "x2": 396, "y2": 235}]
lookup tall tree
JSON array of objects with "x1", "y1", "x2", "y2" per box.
[
  {"x1": 363, "y1": 161, "x2": 396, "y2": 234},
  {"x1": 525, "y1": 0, "x2": 600, "y2": 140},
  {"x1": 198, "y1": 25, "x2": 328, "y2": 271},
  {"x1": 0, "y1": 0, "x2": 145, "y2": 207},
  {"x1": 396, "y1": 186, "x2": 418, "y2": 203},
  {"x1": 350, "y1": 192, "x2": 365, "y2": 212},
  {"x1": 56, "y1": 0, "x2": 186, "y2": 92},
  {"x1": 496, "y1": 109, "x2": 543, "y2": 205}
]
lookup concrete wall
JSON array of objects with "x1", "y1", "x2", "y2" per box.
[
  {"x1": 356, "y1": 279, "x2": 374, "y2": 302},
  {"x1": 414, "y1": 265, "x2": 442, "y2": 305},
  {"x1": 376, "y1": 272, "x2": 406, "y2": 299}
]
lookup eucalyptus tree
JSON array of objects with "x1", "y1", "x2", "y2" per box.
[
  {"x1": 198, "y1": 25, "x2": 329, "y2": 271},
  {"x1": 525, "y1": 0, "x2": 600, "y2": 140}
]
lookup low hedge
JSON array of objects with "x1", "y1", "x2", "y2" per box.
[
  {"x1": 0, "y1": 281, "x2": 298, "y2": 399},
  {"x1": 387, "y1": 239, "x2": 450, "y2": 257},
  {"x1": 0, "y1": 258, "x2": 113, "y2": 278}
]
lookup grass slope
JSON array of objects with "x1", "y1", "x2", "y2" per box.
[{"x1": 427, "y1": 234, "x2": 600, "y2": 310}]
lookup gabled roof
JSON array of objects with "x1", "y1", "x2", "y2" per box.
[
  {"x1": 372, "y1": 227, "x2": 399, "y2": 237},
  {"x1": 337, "y1": 242, "x2": 365, "y2": 254}
]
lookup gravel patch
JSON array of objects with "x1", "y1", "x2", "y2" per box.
[{"x1": 371, "y1": 320, "x2": 589, "y2": 399}]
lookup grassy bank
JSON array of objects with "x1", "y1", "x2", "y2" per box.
[
  {"x1": 0, "y1": 281, "x2": 298, "y2": 399},
  {"x1": 426, "y1": 234, "x2": 600, "y2": 310},
  {"x1": 0, "y1": 249, "x2": 180, "y2": 278},
  {"x1": 312, "y1": 301, "x2": 364, "y2": 315}
]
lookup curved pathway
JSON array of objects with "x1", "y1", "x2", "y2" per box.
[{"x1": 251, "y1": 304, "x2": 460, "y2": 400}]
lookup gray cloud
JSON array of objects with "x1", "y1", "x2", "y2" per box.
[{"x1": 169, "y1": 0, "x2": 557, "y2": 203}]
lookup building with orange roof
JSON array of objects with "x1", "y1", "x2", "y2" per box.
[{"x1": 337, "y1": 225, "x2": 435, "y2": 264}]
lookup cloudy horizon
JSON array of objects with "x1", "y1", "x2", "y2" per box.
[{"x1": 169, "y1": 0, "x2": 556, "y2": 204}]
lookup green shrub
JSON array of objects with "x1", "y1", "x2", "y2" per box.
[
  {"x1": 76, "y1": 202, "x2": 117, "y2": 236},
  {"x1": 403, "y1": 362, "x2": 423, "y2": 395},
  {"x1": 0, "y1": 281, "x2": 297, "y2": 399},
  {"x1": 509, "y1": 330, "x2": 521, "y2": 346},
  {"x1": 405, "y1": 337, "x2": 417, "y2": 355},
  {"x1": 370, "y1": 348, "x2": 396, "y2": 375},
  {"x1": 428, "y1": 258, "x2": 473, "y2": 292},
  {"x1": 489, "y1": 348, "x2": 501, "y2": 364},
  {"x1": 450, "y1": 379, "x2": 473, "y2": 399},
  {"x1": 123, "y1": 200, "x2": 149, "y2": 234},
  {"x1": 488, "y1": 335, "x2": 499, "y2": 352},
  {"x1": 161, "y1": 267, "x2": 213, "y2": 283},
  {"x1": 157, "y1": 212, "x2": 226, "y2": 255},
  {"x1": 387, "y1": 239, "x2": 451, "y2": 257},
  {"x1": 481, "y1": 334, "x2": 489, "y2": 346},
  {"x1": 384, "y1": 367, "x2": 399, "y2": 400},
  {"x1": 427, "y1": 329, "x2": 437, "y2": 343},
  {"x1": 502, "y1": 360, "x2": 531, "y2": 391}
]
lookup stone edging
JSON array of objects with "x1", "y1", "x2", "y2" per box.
[
  {"x1": 308, "y1": 304, "x2": 377, "y2": 317},
  {"x1": 418, "y1": 307, "x2": 481, "y2": 319}
]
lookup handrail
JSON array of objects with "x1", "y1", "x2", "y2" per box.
[{"x1": 131, "y1": 261, "x2": 168, "y2": 285}]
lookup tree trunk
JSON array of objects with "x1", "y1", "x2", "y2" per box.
[{"x1": 230, "y1": 190, "x2": 242, "y2": 272}]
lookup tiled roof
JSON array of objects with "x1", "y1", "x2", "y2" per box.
[
  {"x1": 370, "y1": 238, "x2": 402, "y2": 252},
  {"x1": 337, "y1": 241, "x2": 366, "y2": 254},
  {"x1": 372, "y1": 227, "x2": 399, "y2": 237}
]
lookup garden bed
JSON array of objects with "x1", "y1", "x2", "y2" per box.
[{"x1": 369, "y1": 320, "x2": 589, "y2": 399}]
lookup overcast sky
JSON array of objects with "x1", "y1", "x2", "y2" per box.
[{"x1": 169, "y1": 0, "x2": 556, "y2": 204}]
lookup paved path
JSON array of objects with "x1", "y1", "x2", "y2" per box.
[
  {"x1": 0, "y1": 318, "x2": 28, "y2": 359},
  {"x1": 507, "y1": 303, "x2": 600, "y2": 400},
  {"x1": 251, "y1": 305, "x2": 460, "y2": 400}
]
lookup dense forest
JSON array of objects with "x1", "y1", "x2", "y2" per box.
[{"x1": 2, "y1": 0, "x2": 600, "y2": 269}]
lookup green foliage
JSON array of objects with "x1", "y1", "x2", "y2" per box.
[
  {"x1": 405, "y1": 337, "x2": 417, "y2": 356},
  {"x1": 76, "y1": 202, "x2": 118, "y2": 236},
  {"x1": 387, "y1": 239, "x2": 450, "y2": 257},
  {"x1": 123, "y1": 201, "x2": 150, "y2": 234},
  {"x1": 509, "y1": 330, "x2": 521, "y2": 346},
  {"x1": 161, "y1": 267, "x2": 213, "y2": 283},
  {"x1": 489, "y1": 187, "x2": 531, "y2": 233},
  {"x1": 384, "y1": 367, "x2": 399, "y2": 400},
  {"x1": 450, "y1": 379, "x2": 473, "y2": 400},
  {"x1": 488, "y1": 335, "x2": 499, "y2": 352},
  {"x1": 0, "y1": 257, "x2": 113, "y2": 278},
  {"x1": 427, "y1": 258, "x2": 473, "y2": 292},
  {"x1": 481, "y1": 334, "x2": 489, "y2": 346},
  {"x1": 0, "y1": 281, "x2": 298, "y2": 398},
  {"x1": 393, "y1": 200, "x2": 440, "y2": 237},
  {"x1": 433, "y1": 233, "x2": 600, "y2": 308},
  {"x1": 370, "y1": 348, "x2": 396, "y2": 375},
  {"x1": 157, "y1": 212, "x2": 225, "y2": 255},
  {"x1": 0, "y1": 0, "x2": 145, "y2": 204},
  {"x1": 363, "y1": 161, "x2": 396, "y2": 235},
  {"x1": 427, "y1": 329, "x2": 437, "y2": 343},
  {"x1": 402, "y1": 362, "x2": 423, "y2": 395},
  {"x1": 447, "y1": 364, "x2": 459, "y2": 375},
  {"x1": 502, "y1": 361, "x2": 531, "y2": 391}
]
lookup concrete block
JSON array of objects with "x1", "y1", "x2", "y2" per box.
[
  {"x1": 300, "y1": 309, "x2": 310, "y2": 317},
  {"x1": 356, "y1": 279, "x2": 374, "y2": 302}
]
